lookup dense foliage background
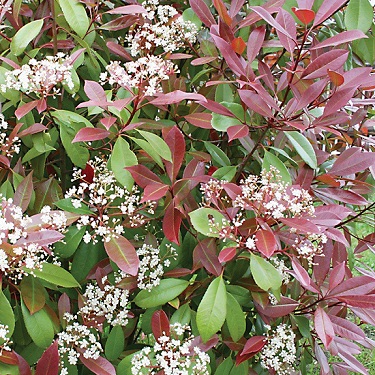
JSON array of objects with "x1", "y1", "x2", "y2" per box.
[{"x1": 1, "y1": 0, "x2": 375, "y2": 374}]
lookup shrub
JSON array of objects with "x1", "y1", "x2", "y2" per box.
[{"x1": 1, "y1": 0, "x2": 375, "y2": 374}]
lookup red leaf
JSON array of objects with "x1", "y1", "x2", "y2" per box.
[
  {"x1": 302, "y1": 50, "x2": 349, "y2": 79},
  {"x1": 247, "y1": 25, "x2": 266, "y2": 62},
  {"x1": 312, "y1": 30, "x2": 367, "y2": 50},
  {"x1": 84, "y1": 80, "x2": 107, "y2": 102},
  {"x1": 18, "y1": 123, "x2": 48, "y2": 137},
  {"x1": 106, "y1": 41, "x2": 132, "y2": 61},
  {"x1": 198, "y1": 99, "x2": 234, "y2": 116},
  {"x1": 0, "y1": 351, "x2": 18, "y2": 365},
  {"x1": 35, "y1": 341, "x2": 59, "y2": 375},
  {"x1": 328, "y1": 276, "x2": 375, "y2": 297},
  {"x1": 328, "y1": 262, "x2": 346, "y2": 292},
  {"x1": 213, "y1": 0, "x2": 232, "y2": 25},
  {"x1": 36, "y1": 98, "x2": 47, "y2": 113},
  {"x1": 314, "y1": 187, "x2": 368, "y2": 205},
  {"x1": 262, "y1": 297, "x2": 299, "y2": 318},
  {"x1": 314, "y1": 306, "x2": 335, "y2": 349},
  {"x1": 292, "y1": 259, "x2": 320, "y2": 293},
  {"x1": 190, "y1": 0, "x2": 216, "y2": 28},
  {"x1": 100, "y1": 117, "x2": 117, "y2": 130},
  {"x1": 231, "y1": 37, "x2": 246, "y2": 55},
  {"x1": 14, "y1": 353, "x2": 32, "y2": 375},
  {"x1": 275, "y1": 9, "x2": 296, "y2": 55},
  {"x1": 164, "y1": 126, "x2": 185, "y2": 182},
  {"x1": 104, "y1": 235, "x2": 139, "y2": 276},
  {"x1": 239, "y1": 90, "x2": 273, "y2": 117},
  {"x1": 211, "y1": 35, "x2": 246, "y2": 77},
  {"x1": 329, "y1": 147, "x2": 375, "y2": 176},
  {"x1": 162, "y1": 203, "x2": 182, "y2": 245},
  {"x1": 193, "y1": 238, "x2": 222, "y2": 276},
  {"x1": 329, "y1": 315, "x2": 366, "y2": 342},
  {"x1": 149, "y1": 90, "x2": 206, "y2": 106},
  {"x1": 292, "y1": 7, "x2": 315, "y2": 24},
  {"x1": 106, "y1": 4, "x2": 146, "y2": 14},
  {"x1": 185, "y1": 113, "x2": 213, "y2": 129},
  {"x1": 126, "y1": 165, "x2": 162, "y2": 188},
  {"x1": 250, "y1": 6, "x2": 294, "y2": 40},
  {"x1": 191, "y1": 56, "x2": 217, "y2": 66},
  {"x1": 72, "y1": 128, "x2": 110, "y2": 143},
  {"x1": 58, "y1": 293, "x2": 71, "y2": 323},
  {"x1": 141, "y1": 183, "x2": 169, "y2": 203},
  {"x1": 255, "y1": 229, "x2": 277, "y2": 258},
  {"x1": 152, "y1": 310, "x2": 170, "y2": 340},
  {"x1": 78, "y1": 353, "x2": 116, "y2": 375},
  {"x1": 236, "y1": 336, "x2": 266, "y2": 365},
  {"x1": 218, "y1": 247, "x2": 237, "y2": 263},
  {"x1": 328, "y1": 69, "x2": 344, "y2": 87},
  {"x1": 337, "y1": 351, "x2": 369, "y2": 375},
  {"x1": 15, "y1": 100, "x2": 38, "y2": 119},
  {"x1": 0, "y1": 56, "x2": 21, "y2": 69},
  {"x1": 17, "y1": 230, "x2": 64, "y2": 246},
  {"x1": 337, "y1": 295, "x2": 375, "y2": 309},
  {"x1": 227, "y1": 124, "x2": 249, "y2": 142},
  {"x1": 313, "y1": 0, "x2": 350, "y2": 26},
  {"x1": 280, "y1": 217, "x2": 320, "y2": 234},
  {"x1": 13, "y1": 172, "x2": 33, "y2": 212}
]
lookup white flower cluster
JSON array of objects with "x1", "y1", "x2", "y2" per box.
[
  {"x1": 131, "y1": 323, "x2": 210, "y2": 375},
  {"x1": 0, "y1": 196, "x2": 66, "y2": 282},
  {"x1": 101, "y1": 56, "x2": 178, "y2": 96},
  {"x1": 0, "y1": 113, "x2": 20, "y2": 157},
  {"x1": 65, "y1": 158, "x2": 155, "y2": 244},
  {"x1": 293, "y1": 233, "x2": 327, "y2": 264},
  {"x1": 271, "y1": 257, "x2": 291, "y2": 284},
  {"x1": 79, "y1": 279, "x2": 130, "y2": 327},
  {"x1": 127, "y1": 0, "x2": 198, "y2": 56},
  {"x1": 0, "y1": 323, "x2": 12, "y2": 352},
  {"x1": 58, "y1": 313, "x2": 103, "y2": 373},
  {"x1": 137, "y1": 243, "x2": 176, "y2": 291},
  {"x1": 234, "y1": 168, "x2": 315, "y2": 219},
  {"x1": 260, "y1": 324, "x2": 297, "y2": 375},
  {"x1": 1, "y1": 53, "x2": 74, "y2": 97}
]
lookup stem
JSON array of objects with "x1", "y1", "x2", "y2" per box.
[
  {"x1": 50, "y1": 0, "x2": 58, "y2": 55},
  {"x1": 234, "y1": 126, "x2": 269, "y2": 182}
]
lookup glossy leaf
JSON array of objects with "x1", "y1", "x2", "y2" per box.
[
  {"x1": 33, "y1": 263, "x2": 80, "y2": 287},
  {"x1": 0, "y1": 290, "x2": 15, "y2": 336},
  {"x1": 105, "y1": 326, "x2": 125, "y2": 361},
  {"x1": 134, "y1": 279, "x2": 189, "y2": 308},
  {"x1": 344, "y1": 0, "x2": 373, "y2": 33},
  {"x1": 284, "y1": 131, "x2": 317, "y2": 169},
  {"x1": 151, "y1": 310, "x2": 170, "y2": 340},
  {"x1": 20, "y1": 276, "x2": 46, "y2": 314},
  {"x1": 226, "y1": 293, "x2": 245, "y2": 342},
  {"x1": 10, "y1": 19, "x2": 43, "y2": 56},
  {"x1": 104, "y1": 235, "x2": 139, "y2": 276},
  {"x1": 59, "y1": 0, "x2": 90, "y2": 38},
  {"x1": 250, "y1": 254, "x2": 282, "y2": 292},
  {"x1": 35, "y1": 341, "x2": 59, "y2": 375},
  {"x1": 314, "y1": 307, "x2": 335, "y2": 349},
  {"x1": 189, "y1": 207, "x2": 226, "y2": 237},
  {"x1": 197, "y1": 276, "x2": 227, "y2": 342}
]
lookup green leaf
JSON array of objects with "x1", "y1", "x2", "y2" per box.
[
  {"x1": 33, "y1": 263, "x2": 80, "y2": 288},
  {"x1": 250, "y1": 254, "x2": 282, "y2": 292},
  {"x1": 170, "y1": 304, "x2": 191, "y2": 325},
  {"x1": 136, "y1": 130, "x2": 172, "y2": 162},
  {"x1": 59, "y1": 0, "x2": 90, "y2": 38},
  {"x1": 204, "y1": 141, "x2": 231, "y2": 167},
  {"x1": 10, "y1": 19, "x2": 43, "y2": 56},
  {"x1": 211, "y1": 166, "x2": 237, "y2": 181},
  {"x1": 52, "y1": 110, "x2": 92, "y2": 168},
  {"x1": 226, "y1": 293, "x2": 246, "y2": 342},
  {"x1": 54, "y1": 198, "x2": 92, "y2": 215},
  {"x1": 215, "y1": 357, "x2": 234, "y2": 375},
  {"x1": 284, "y1": 131, "x2": 317, "y2": 169},
  {"x1": 53, "y1": 225, "x2": 86, "y2": 258},
  {"x1": 105, "y1": 325, "x2": 125, "y2": 361},
  {"x1": 345, "y1": 0, "x2": 373, "y2": 33},
  {"x1": 21, "y1": 301, "x2": 54, "y2": 349},
  {"x1": 211, "y1": 113, "x2": 241, "y2": 132},
  {"x1": 134, "y1": 279, "x2": 189, "y2": 308},
  {"x1": 0, "y1": 289, "x2": 15, "y2": 336},
  {"x1": 182, "y1": 7, "x2": 202, "y2": 29},
  {"x1": 189, "y1": 207, "x2": 227, "y2": 237},
  {"x1": 110, "y1": 137, "x2": 137, "y2": 190},
  {"x1": 20, "y1": 276, "x2": 46, "y2": 314},
  {"x1": 130, "y1": 136, "x2": 164, "y2": 168},
  {"x1": 197, "y1": 276, "x2": 227, "y2": 342},
  {"x1": 262, "y1": 150, "x2": 292, "y2": 184}
]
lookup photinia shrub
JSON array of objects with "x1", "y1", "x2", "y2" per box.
[{"x1": 1, "y1": 0, "x2": 375, "y2": 374}]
